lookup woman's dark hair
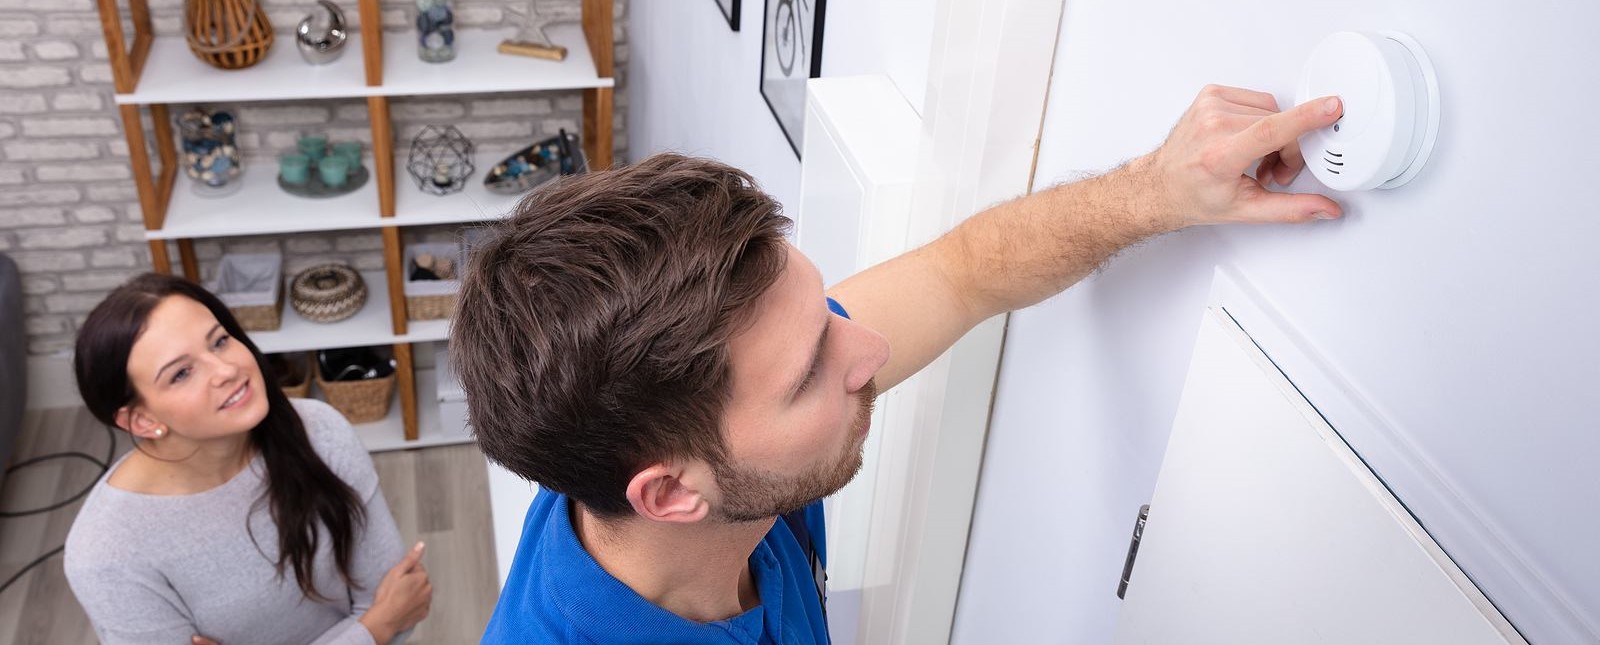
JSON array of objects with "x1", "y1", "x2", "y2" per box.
[{"x1": 74, "y1": 273, "x2": 365, "y2": 601}]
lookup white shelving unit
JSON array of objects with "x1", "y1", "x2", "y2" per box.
[{"x1": 100, "y1": 0, "x2": 615, "y2": 446}]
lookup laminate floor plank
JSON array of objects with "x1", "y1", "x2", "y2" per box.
[{"x1": 373, "y1": 444, "x2": 499, "y2": 644}]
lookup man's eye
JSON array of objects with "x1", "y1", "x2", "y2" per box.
[{"x1": 796, "y1": 370, "x2": 817, "y2": 394}]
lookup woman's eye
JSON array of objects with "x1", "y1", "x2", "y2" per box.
[
  {"x1": 172, "y1": 367, "x2": 191, "y2": 384},
  {"x1": 213, "y1": 334, "x2": 230, "y2": 349}
]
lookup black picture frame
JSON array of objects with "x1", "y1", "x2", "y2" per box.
[
  {"x1": 715, "y1": 0, "x2": 740, "y2": 31},
  {"x1": 759, "y1": 0, "x2": 825, "y2": 159}
]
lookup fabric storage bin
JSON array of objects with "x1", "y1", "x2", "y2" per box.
[
  {"x1": 403, "y1": 242, "x2": 463, "y2": 320},
  {"x1": 212, "y1": 253, "x2": 284, "y2": 331},
  {"x1": 435, "y1": 344, "x2": 470, "y2": 439}
]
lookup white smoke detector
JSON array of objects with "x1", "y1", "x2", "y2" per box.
[{"x1": 1295, "y1": 31, "x2": 1439, "y2": 191}]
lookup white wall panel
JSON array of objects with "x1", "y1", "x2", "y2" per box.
[{"x1": 954, "y1": 2, "x2": 1600, "y2": 644}]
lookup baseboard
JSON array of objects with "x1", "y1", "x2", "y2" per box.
[{"x1": 26, "y1": 352, "x2": 79, "y2": 410}]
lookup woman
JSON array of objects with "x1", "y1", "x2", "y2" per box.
[{"x1": 64, "y1": 273, "x2": 431, "y2": 645}]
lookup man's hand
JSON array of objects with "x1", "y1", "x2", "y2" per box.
[{"x1": 1145, "y1": 84, "x2": 1345, "y2": 229}]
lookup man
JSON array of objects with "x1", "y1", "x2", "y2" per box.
[{"x1": 453, "y1": 85, "x2": 1345, "y2": 643}]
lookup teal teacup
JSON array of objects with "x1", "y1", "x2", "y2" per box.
[
  {"x1": 278, "y1": 152, "x2": 310, "y2": 186},
  {"x1": 332, "y1": 141, "x2": 362, "y2": 168},
  {"x1": 318, "y1": 154, "x2": 350, "y2": 188},
  {"x1": 297, "y1": 135, "x2": 328, "y2": 160}
]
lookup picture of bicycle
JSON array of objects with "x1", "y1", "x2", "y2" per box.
[{"x1": 760, "y1": 0, "x2": 826, "y2": 158}]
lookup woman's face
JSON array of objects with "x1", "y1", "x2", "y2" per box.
[{"x1": 122, "y1": 295, "x2": 269, "y2": 440}]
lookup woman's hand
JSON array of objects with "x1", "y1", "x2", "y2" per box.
[
  {"x1": 192, "y1": 636, "x2": 219, "y2": 645},
  {"x1": 359, "y1": 542, "x2": 433, "y2": 645}
]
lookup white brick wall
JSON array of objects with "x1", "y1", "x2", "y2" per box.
[{"x1": 1, "y1": 0, "x2": 629, "y2": 355}]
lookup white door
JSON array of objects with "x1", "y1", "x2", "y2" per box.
[{"x1": 1113, "y1": 305, "x2": 1525, "y2": 645}]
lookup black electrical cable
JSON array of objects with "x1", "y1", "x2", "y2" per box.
[{"x1": 0, "y1": 421, "x2": 118, "y2": 596}]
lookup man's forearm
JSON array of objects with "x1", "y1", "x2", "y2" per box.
[{"x1": 929, "y1": 154, "x2": 1177, "y2": 320}]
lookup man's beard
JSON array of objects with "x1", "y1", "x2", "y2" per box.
[{"x1": 712, "y1": 378, "x2": 879, "y2": 523}]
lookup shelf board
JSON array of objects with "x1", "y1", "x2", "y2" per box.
[
  {"x1": 115, "y1": 25, "x2": 612, "y2": 105},
  {"x1": 348, "y1": 368, "x2": 475, "y2": 453},
  {"x1": 153, "y1": 163, "x2": 381, "y2": 239},
  {"x1": 150, "y1": 149, "x2": 527, "y2": 240},
  {"x1": 249, "y1": 270, "x2": 450, "y2": 354},
  {"x1": 116, "y1": 31, "x2": 372, "y2": 104},
  {"x1": 381, "y1": 25, "x2": 613, "y2": 98},
  {"x1": 392, "y1": 151, "x2": 526, "y2": 226}
]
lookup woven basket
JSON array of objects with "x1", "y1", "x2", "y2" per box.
[
  {"x1": 185, "y1": 0, "x2": 274, "y2": 70},
  {"x1": 228, "y1": 285, "x2": 282, "y2": 331},
  {"x1": 268, "y1": 352, "x2": 312, "y2": 398},
  {"x1": 290, "y1": 264, "x2": 367, "y2": 323},
  {"x1": 315, "y1": 369, "x2": 394, "y2": 424},
  {"x1": 408, "y1": 292, "x2": 455, "y2": 320},
  {"x1": 213, "y1": 253, "x2": 283, "y2": 332},
  {"x1": 404, "y1": 242, "x2": 462, "y2": 321}
]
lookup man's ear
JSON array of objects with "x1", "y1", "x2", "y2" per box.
[
  {"x1": 625, "y1": 462, "x2": 711, "y2": 524},
  {"x1": 115, "y1": 405, "x2": 164, "y2": 441}
]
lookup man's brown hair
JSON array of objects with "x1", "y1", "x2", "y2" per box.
[{"x1": 451, "y1": 153, "x2": 792, "y2": 516}]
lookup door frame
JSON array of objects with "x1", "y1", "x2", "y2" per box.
[{"x1": 852, "y1": 1, "x2": 1067, "y2": 643}]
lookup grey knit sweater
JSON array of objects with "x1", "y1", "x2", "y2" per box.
[{"x1": 65, "y1": 398, "x2": 406, "y2": 645}]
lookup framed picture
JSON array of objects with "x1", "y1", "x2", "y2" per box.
[
  {"x1": 759, "y1": 0, "x2": 825, "y2": 159},
  {"x1": 715, "y1": 0, "x2": 740, "y2": 31}
]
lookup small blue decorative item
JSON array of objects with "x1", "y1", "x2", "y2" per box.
[
  {"x1": 484, "y1": 130, "x2": 585, "y2": 195},
  {"x1": 415, "y1": 0, "x2": 456, "y2": 63},
  {"x1": 178, "y1": 107, "x2": 243, "y2": 197}
]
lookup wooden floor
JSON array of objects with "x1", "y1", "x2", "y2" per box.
[{"x1": 0, "y1": 406, "x2": 499, "y2": 644}]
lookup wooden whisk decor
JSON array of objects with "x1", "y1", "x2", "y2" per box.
[{"x1": 185, "y1": 0, "x2": 274, "y2": 70}]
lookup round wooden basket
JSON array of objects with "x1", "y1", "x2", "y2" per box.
[
  {"x1": 185, "y1": 0, "x2": 275, "y2": 70},
  {"x1": 290, "y1": 264, "x2": 367, "y2": 323}
]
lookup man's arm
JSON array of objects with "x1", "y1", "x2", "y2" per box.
[{"x1": 828, "y1": 85, "x2": 1345, "y2": 391}]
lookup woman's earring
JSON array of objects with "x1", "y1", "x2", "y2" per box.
[{"x1": 153, "y1": 427, "x2": 166, "y2": 438}]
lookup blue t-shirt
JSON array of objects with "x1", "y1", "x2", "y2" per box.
[
  {"x1": 480, "y1": 299, "x2": 853, "y2": 644},
  {"x1": 480, "y1": 493, "x2": 829, "y2": 644}
]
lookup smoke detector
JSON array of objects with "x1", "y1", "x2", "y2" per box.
[{"x1": 1296, "y1": 31, "x2": 1439, "y2": 191}]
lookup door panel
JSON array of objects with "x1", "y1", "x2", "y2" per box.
[{"x1": 1113, "y1": 306, "x2": 1522, "y2": 645}]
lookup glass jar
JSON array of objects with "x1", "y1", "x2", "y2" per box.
[
  {"x1": 415, "y1": 0, "x2": 456, "y2": 63},
  {"x1": 178, "y1": 108, "x2": 243, "y2": 197}
]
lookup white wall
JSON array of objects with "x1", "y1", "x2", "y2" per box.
[
  {"x1": 626, "y1": 1, "x2": 934, "y2": 211},
  {"x1": 953, "y1": 1, "x2": 1600, "y2": 644}
]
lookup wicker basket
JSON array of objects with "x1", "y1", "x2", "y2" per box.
[
  {"x1": 290, "y1": 263, "x2": 367, "y2": 323},
  {"x1": 267, "y1": 352, "x2": 312, "y2": 398},
  {"x1": 404, "y1": 242, "x2": 463, "y2": 320},
  {"x1": 315, "y1": 368, "x2": 394, "y2": 424},
  {"x1": 185, "y1": 0, "x2": 275, "y2": 70},
  {"x1": 212, "y1": 253, "x2": 283, "y2": 331}
]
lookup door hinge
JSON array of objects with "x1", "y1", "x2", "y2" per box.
[{"x1": 1116, "y1": 504, "x2": 1150, "y2": 600}]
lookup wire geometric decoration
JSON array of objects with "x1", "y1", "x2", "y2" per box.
[{"x1": 406, "y1": 124, "x2": 475, "y2": 195}]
